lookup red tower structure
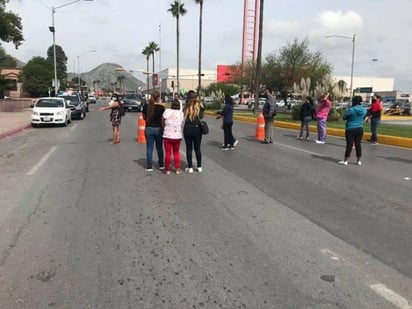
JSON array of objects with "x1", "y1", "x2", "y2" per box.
[
  {"x1": 241, "y1": 0, "x2": 260, "y2": 103},
  {"x1": 242, "y1": 0, "x2": 260, "y2": 63}
]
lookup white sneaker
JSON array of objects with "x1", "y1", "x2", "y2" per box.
[
  {"x1": 197, "y1": 167, "x2": 203, "y2": 173},
  {"x1": 233, "y1": 140, "x2": 239, "y2": 147},
  {"x1": 185, "y1": 167, "x2": 193, "y2": 173},
  {"x1": 338, "y1": 160, "x2": 348, "y2": 166},
  {"x1": 356, "y1": 161, "x2": 362, "y2": 166},
  {"x1": 315, "y1": 140, "x2": 325, "y2": 144}
]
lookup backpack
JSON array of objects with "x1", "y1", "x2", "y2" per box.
[{"x1": 118, "y1": 103, "x2": 125, "y2": 117}]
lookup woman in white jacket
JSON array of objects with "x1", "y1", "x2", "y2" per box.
[{"x1": 162, "y1": 98, "x2": 184, "y2": 175}]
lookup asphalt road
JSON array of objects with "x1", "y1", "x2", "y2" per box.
[{"x1": 0, "y1": 101, "x2": 411, "y2": 308}]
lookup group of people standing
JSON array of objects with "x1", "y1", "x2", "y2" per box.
[
  {"x1": 100, "y1": 90, "x2": 205, "y2": 175},
  {"x1": 142, "y1": 90, "x2": 205, "y2": 174},
  {"x1": 100, "y1": 89, "x2": 384, "y2": 172},
  {"x1": 294, "y1": 92, "x2": 383, "y2": 166}
]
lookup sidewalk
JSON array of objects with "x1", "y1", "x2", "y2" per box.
[{"x1": 0, "y1": 108, "x2": 32, "y2": 139}]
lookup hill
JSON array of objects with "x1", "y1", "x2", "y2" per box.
[{"x1": 67, "y1": 63, "x2": 145, "y2": 93}]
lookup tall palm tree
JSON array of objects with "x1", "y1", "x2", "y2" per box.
[
  {"x1": 148, "y1": 41, "x2": 160, "y2": 90},
  {"x1": 142, "y1": 46, "x2": 151, "y2": 93},
  {"x1": 168, "y1": 0, "x2": 187, "y2": 97},
  {"x1": 194, "y1": 0, "x2": 204, "y2": 97}
]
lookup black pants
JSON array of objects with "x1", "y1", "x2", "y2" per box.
[
  {"x1": 223, "y1": 122, "x2": 235, "y2": 147},
  {"x1": 183, "y1": 123, "x2": 202, "y2": 168},
  {"x1": 345, "y1": 127, "x2": 363, "y2": 159}
]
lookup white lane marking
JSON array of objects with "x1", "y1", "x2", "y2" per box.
[
  {"x1": 274, "y1": 141, "x2": 324, "y2": 156},
  {"x1": 26, "y1": 146, "x2": 57, "y2": 175},
  {"x1": 370, "y1": 284, "x2": 411, "y2": 309},
  {"x1": 403, "y1": 177, "x2": 410, "y2": 181}
]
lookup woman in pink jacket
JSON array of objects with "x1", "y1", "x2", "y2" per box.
[{"x1": 315, "y1": 92, "x2": 332, "y2": 144}]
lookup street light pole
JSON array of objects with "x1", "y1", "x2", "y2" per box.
[
  {"x1": 78, "y1": 50, "x2": 96, "y2": 93},
  {"x1": 326, "y1": 33, "x2": 356, "y2": 102},
  {"x1": 50, "y1": 0, "x2": 93, "y2": 95}
]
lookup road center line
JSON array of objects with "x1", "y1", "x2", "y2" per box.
[
  {"x1": 370, "y1": 284, "x2": 411, "y2": 309},
  {"x1": 70, "y1": 123, "x2": 77, "y2": 131},
  {"x1": 274, "y1": 141, "x2": 324, "y2": 156},
  {"x1": 26, "y1": 146, "x2": 57, "y2": 176}
]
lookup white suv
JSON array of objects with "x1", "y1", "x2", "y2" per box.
[{"x1": 31, "y1": 97, "x2": 72, "y2": 127}]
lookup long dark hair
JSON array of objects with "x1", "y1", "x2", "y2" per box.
[{"x1": 147, "y1": 90, "x2": 160, "y2": 123}]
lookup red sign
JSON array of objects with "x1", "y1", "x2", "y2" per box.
[{"x1": 152, "y1": 73, "x2": 158, "y2": 86}]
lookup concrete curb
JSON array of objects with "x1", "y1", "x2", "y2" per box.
[
  {"x1": 0, "y1": 122, "x2": 31, "y2": 139},
  {"x1": 205, "y1": 111, "x2": 412, "y2": 149}
]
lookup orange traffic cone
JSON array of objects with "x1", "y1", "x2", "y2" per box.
[
  {"x1": 255, "y1": 111, "x2": 265, "y2": 141},
  {"x1": 137, "y1": 112, "x2": 146, "y2": 143}
]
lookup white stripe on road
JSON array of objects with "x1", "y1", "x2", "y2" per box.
[
  {"x1": 273, "y1": 141, "x2": 324, "y2": 157},
  {"x1": 26, "y1": 146, "x2": 57, "y2": 176},
  {"x1": 370, "y1": 284, "x2": 411, "y2": 309},
  {"x1": 320, "y1": 249, "x2": 411, "y2": 309}
]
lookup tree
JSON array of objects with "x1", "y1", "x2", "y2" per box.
[
  {"x1": 0, "y1": 74, "x2": 13, "y2": 98},
  {"x1": 205, "y1": 82, "x2": 239, "y2": 97},
  {"x1": 263, "y1": 38, "x2": 332, "y2": 103},
  {"x1": 0, "y1": 46, "x2": 17, "y2": 67},
  {"x1": 46, "y1": 45, "x2": 68, "y2": 82},
  {"x1": 168, "y1": 0, "x2": 187, "y2": 96},
  {"x1": 0, "y1": 0, "x2": 24, "y2": 49},
  {"x1": 142, "y1": 46, "x2": 151, "y2": 93},
  {"x1": 147, "y1": 41, "x2": 159, "y2": 75},
  {"x1": 19, "y1": 57, "x2": 53, "y2": 97},
  {"x1": 194, "y1": 0, "x2": 204, "y2": 96}
]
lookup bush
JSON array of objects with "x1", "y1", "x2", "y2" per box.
[
  {"x1": 204, "y1": 101, "x2": 222, "y2": 110},
  {"x1": 327, "y1": 107, "x2": 342, "y2": 121},
  {"x1": 291, "y1": 103, "x2": 302, "y2": 120}
]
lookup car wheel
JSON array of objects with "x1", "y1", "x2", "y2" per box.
[
  {"x1": 80, "y1": 112, "x2": 85, "y2": 120},
  {"x1": 31, "y1": 123, "x2": 38, "y2": 128}
]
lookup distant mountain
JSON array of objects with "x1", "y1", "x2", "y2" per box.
[{"x1": 67, "y1": 63, "x2": 145, "y2": 93}]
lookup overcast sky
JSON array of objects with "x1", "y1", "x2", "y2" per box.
[{"x1": 3, "y1": 0, "x2": 412, "y2": 91}]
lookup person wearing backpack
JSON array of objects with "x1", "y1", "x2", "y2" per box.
[
  {"x1": 261, "y1": 88, "x2": 276, "y2": 144},
  {"x1": 99, "y1": 93, "x2": 122, "y2": 144}
]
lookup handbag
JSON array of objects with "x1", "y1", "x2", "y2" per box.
[{"x1": 200, "y1": 120, "x2": 209, "y2": 135}]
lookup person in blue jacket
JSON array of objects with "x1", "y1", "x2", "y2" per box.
[
  {"x1": 216, "y1": 95, "x2": 238, "y2": 150},
  {"x1": 339, "y1": 95, "x2": 367, "y2": 166}
]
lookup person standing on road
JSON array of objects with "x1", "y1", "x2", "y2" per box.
[
  {"x1": 366, "y1": 95, "x2": 383, "y2": 144},
  {"x1": 99, "y1": 93, "x2": 121, "y2": 144},
  {"x1": 183, "y1": 90, "x2": 205, "y2": 173},
  {"x1": 142, "y1": 90, "x2": 165, "y2": 172},
  {"x1": 339, "y1": 95, "x2": 367, "y2": 166},
  {"x1": 296, "y1": 96, "x2": 315, "y2": 140},
  {"x1": 261, "y1": 88, "x2": 276, "y2": 144},
  {"x1": 315, "y1": 92, "x2": 332, "y2": 144},
  {"x1": 216, "y1": 95, "x2": 238, "y2": 150},
  {"x1": 162, "y1": 98, "x2": 184, "y2": 175}
]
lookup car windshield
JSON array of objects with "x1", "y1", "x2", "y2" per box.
[
  {"x1": 36, "y1": 99, "x2": 64, "y2": 108},
  {"x1": 59, "y1": 95, "x2": 80, "y2": 105},
  {"x1": 125, "y1": 94, "x2": 142, "y2": 100}
]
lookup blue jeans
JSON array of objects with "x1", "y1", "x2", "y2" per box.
[
  {"x1": 145, "y1": 126, "x2": 164, "y2": 169},
  {"x1": 370, "y1": 118, "x2": 380, "y2": 142},
  {"x1": 299, "y1": 116, "x2": 312, "y2": 138}
]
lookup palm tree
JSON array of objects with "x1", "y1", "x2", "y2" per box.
[
  {"x1": 194, "y1": 0, "x2": 204, "y2": 97},
  {"x1": 142, "y1": 46, "x2": 151, "y2": 93},
  {"x1": 168, "y1": 0, "x2": 187, "y2": 97},
  {"x1": 148, "y1": 41, "x2": 160, "y2": 90}
]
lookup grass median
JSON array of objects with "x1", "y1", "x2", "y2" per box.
[{"x1": 228, "y1": 110, "x2": 412, "y2": 139}]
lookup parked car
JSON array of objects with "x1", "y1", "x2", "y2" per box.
[
  {"x1": 122, "y1": 93, "x2": 145, "y2": 112},
  {"x1": 87, "y1": 94, "x2": 97, "y2": 104},
  {"x1": 31, "y1": 97, "x2": 72, "y2": 127},
  {"x1": 384, "y1": 102, "x2": 411, "y2": 116},
  {"x1": 58, "y1": 94, "x2": 87, "y2": 120}
]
